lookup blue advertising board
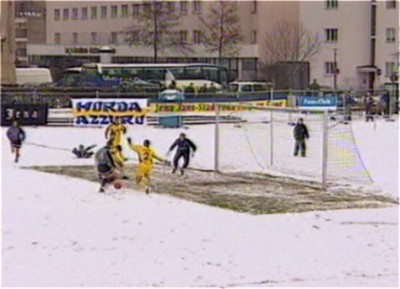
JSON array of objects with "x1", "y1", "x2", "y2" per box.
[{"x1": 298, "y1": 96, "x2": 337, "y2": 109}]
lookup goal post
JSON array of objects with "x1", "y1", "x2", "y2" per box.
[{"x1": 213, "y1": 103, "x2": 373, "y2": 189}]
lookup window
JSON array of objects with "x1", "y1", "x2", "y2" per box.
[
  {"x1": 154, "y1": 2, "x2": 163, "y2": 11},
  {"x1": 55, "y1": 33, "x2": 61, "y2": 44},
  {"x1": 179, "y1": 30, "x2": 188, "y2": 44},
  {"x1": 242, "y1": 59, "x2": 257, "y2": 71},
  {"x1": 193, "y1": 30, "x2": 202, "y2": 44},
  {"x1": 167, "y1": 2, "x2": 175, "y2": 12},
  {"x1": 385, "y1": 62, "x2": 396, "y2": 75},
  {"x1": 325, "y1": 28, "x2": 338, "y2": 42},
  {"x1": 111, "y1": 5, "x2": 118, "y2": 18},
  {"x1": 193, "y1": 1, "x2": 202, "y2": 13},
  {"x1": 132, "y1": 4, "x2": 140, "y2": 15},
  {"x1": 180, "y1": 1, "x2": 188, "y2": 13},
  {"x1": 110, "y1": 32, "x2": 118, "y2": 44},
  {"x1": 101, "y1": 6, "x2": 107, "y2": 18},
  {"x1": 121, "y1": 5, "x2": 128, "y2": 17},
  {"x1": 63, "y1": 8, "x2": 69, "y2": 20},
  {"x1": 241, "y1": 84, "x2": 253, "y2": 92},
  {"x1": 54, "y1": 9, "x2": 60, "y2": 21},
  {"x1": 72, "y1": 8, "x2": 78, "y2": 20},
  {"x1": 252, "y1": 0, "x2": 257, "y2": 13},
  {"x1": 386, "y1": 0, "x2": 397, "y2": 9},
  {"x1": 91, "y1": 32, "x2": 98, "y2": 44},
  {"x1": 325, "y1": 62, "x2": 338, "y2": 75},
  {"x1": 91, "y1": 7, "x2": 97, "y2": 19},
  {"x1": 252, "y1": 30, "x2": 257, "y2": 44},
  {"x1": 386, "y1": 28, "x2": 396, "y2": 43},
  {"x1": 131, "y1": 31, "x2": 140, "y2": 43},
  {"x1": 143, "y1": 3, "x2": 151, "y2": 13},
  {"x1": 72, "y1": 32, "x2": 78, "y2": 44},
  {"x1": 81, "y1": 7, "x2": 88, "y2": 19},
  {"x1": 326, "y1": 0, "x2": 338, "y2": 9}
]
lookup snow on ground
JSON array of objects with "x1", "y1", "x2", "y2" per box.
[{"x1": 1, "y1": 118, "x2": 399, "y2": 286}]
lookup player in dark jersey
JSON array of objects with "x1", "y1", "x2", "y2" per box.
[
  {"x1": 167, "y1": 133, "x2": 197, "y2": 175},
  {"x1": 6, "y1": 120, "x2": 26, "y2": 163},
  {"x1": 94, "y1": 141, "x2": 120, "y2": 192}
]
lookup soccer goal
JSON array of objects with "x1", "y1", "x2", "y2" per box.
[{"x1": 213, "y1": 103, "x2": 373, "y2": 189}]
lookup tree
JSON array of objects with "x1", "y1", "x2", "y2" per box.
[
  {"x1": 199, "y1": 1, "x2": 243, "y2": 65},
  {"x1": 122, "y1": 1, "x2": 191, "y2": 63},
  {"x1": 260, "y1": 20, "x2": 321, "y2": 89}
]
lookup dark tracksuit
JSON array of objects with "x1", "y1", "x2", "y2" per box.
[
  {"x1": 293, "y1": 123, "x2": 309, "y2": 157},
  {"x1": 7, "y1": 126, "x2": 26, "y2": 148},
  {"x1": 169, "y1": 138, "x2": 197, "y2": 169},
  {"x1": 95, "y1": 146, "x2": 117, "y2": 179}
]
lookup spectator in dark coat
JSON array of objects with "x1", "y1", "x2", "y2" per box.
[
  {"x1": 380, "y1": 90, "x2": 390, "y2": 117},
  {"x1": 293, "y1": 118, "x2": 309, "y2": 157},
  {"x1": 168, "y1": 133, "x2": 197, "y2": 175},
  {"x1": 365, "y1": 95, "x2": 375, "y2": 122}
]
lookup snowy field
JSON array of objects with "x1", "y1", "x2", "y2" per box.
[{"x1": 1, "y1": 117, "x2": 399, "y2": 286}]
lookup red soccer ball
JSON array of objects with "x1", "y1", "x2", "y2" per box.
[{"x1": 113, "y1": 182, "x2": 122, "y2": 190}]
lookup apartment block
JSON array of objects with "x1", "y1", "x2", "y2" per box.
[{"x1": 25, "y1": 0, "x2": 399, "y2": 90}]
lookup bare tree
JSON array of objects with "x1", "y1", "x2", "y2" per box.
[
  {"x1": 261, "y1": 20, "x2": 321, "y2": 88},
  {"x1": 122, "y1": 1, "x2": 192, "y2": 63},
  {"x1": 199, "y1": 1, "x2": 243, "y2": 65}
]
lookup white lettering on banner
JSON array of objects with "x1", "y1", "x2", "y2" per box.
[{"x1": 71, "y1": 99, "x2": 149, "y2": 126}]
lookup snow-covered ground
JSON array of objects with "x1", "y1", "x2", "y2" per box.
[{"x1": 1, "y1": 118, "x2": 399, "y2": 286}]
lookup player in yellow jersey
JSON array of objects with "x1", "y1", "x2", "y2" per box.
[
  {"x1": 105, "y1": 116, "x2": 127, "y2": 161},
  {"x1": 127, "y1": 137, "x2": 169, "y2": 194},
  {"x1": 109, "y1": 144, "x2": 129, "y2": 179}
]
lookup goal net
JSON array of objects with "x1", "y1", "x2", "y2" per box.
[{"x1": 214, "y1": 103, "x2": 372, "y2": 188}]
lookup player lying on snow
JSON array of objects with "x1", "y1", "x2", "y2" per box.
[
  {"x1": 72, "y1": 144, "x2": 96, "y2": 158},
  {"x1": 94, "y1": 138, "x2": 170, "y2": 194}
]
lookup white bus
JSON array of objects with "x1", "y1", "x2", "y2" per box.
[{"x1": 79, "y1": 63, "x2": 230, "y2": 90}]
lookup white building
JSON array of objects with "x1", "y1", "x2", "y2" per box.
[
  {"x1": 27, "y1": 0, "x2": 399, "y2": 91},
  {"x1": 300, "y1": 0, "x2": 399, "y2": 91}
]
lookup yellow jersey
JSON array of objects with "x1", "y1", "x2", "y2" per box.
[
  {"x1": 106, "y1": 123, "x2": 127, "y2": 144},
  {"x1": 110, "y1": 146, "x2": 124, "y2": 169},
  {"x1": 130, "y1": 144, "x2": 163, "y2": 166}
]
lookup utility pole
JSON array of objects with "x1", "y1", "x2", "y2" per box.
[{"x1": 333, "y1": 48, "x2": 338, "y2": 91}]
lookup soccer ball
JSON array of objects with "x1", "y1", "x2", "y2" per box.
[{"x1": 113, "y1": 182, "x2": 122, "y2": 190}]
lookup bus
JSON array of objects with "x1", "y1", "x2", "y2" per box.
[{"x1": 79, "y1": 63, "x2": 231, "y2": 91}]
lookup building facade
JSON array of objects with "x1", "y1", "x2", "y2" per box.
[
  {"x1": 15, "y1": 0, "x2": 46, "y2": 67},
  {"x1": 300, "y1": 0, "x2": 399, "y2": 91},
  {"x1": 26, "y1": 0, "x2": 399, "y2": 90},
  {"x1": 1, "y1": 0, "x2": 16, "y2": 84}
]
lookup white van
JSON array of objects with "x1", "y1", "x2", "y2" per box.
[
  {"x1": 15, "y1": 68, "x2": 53, "y2": 86},
  {"x1": 229, "y1": 81, "x2": 273, "y2": 93}
]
